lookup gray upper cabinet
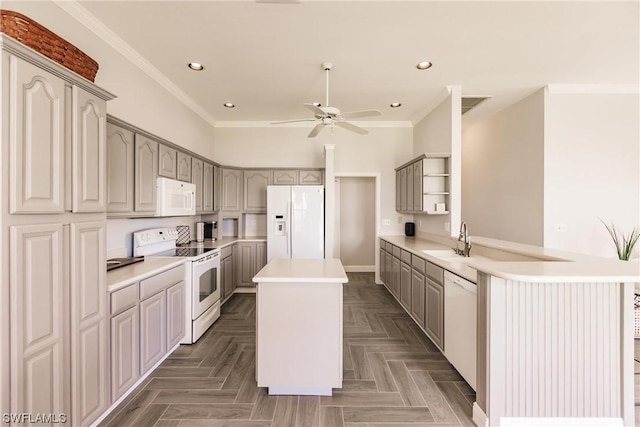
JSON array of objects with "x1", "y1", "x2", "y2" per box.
[
  {"x1": 134, "y1": 135, "x2": 158, "y2": 212},
  {"x1": 395, "y1": 170, "x2": 402, "y2": 212},
  {"x1": 213, "y1": 165, "x2": 221, "y2": 212},
  {"x1": 396, "y1": 155, "x2": 450, "y2": 214},
  {"x1": 413, "y1": 161, "x2": 422, "y2": 211},
  {"x1": 406, "y1": 164, "x2": 414, "y2": 212},
  {"x1": 177, "y1": 151, "x2": 192, "y2": 182},
  {"x1": 399, "y1": 167, "x2": 407, "y2": 212},
  {"x1": 273, "y1": 170, "x2": 298, "y2": 185},
  {"x1": 9, "y1": 56, "x2": 65, "y2": 214},
  {"x1": 158, "y1": 144, "x2": 177, "y2": 179},
  {"x1": 244, "y1": 170, "x2": 272, "y2": 212},
  {"x1": 203, "y1": 162, "x2": 214, "y2": 212},
  {"x1": 299, "y1": 169, "x2": 323, "y2": 185},
  {"x1": 221, "y1": 168, "x2": 242, "y2": 211},
  {"x1": 192, "y1": 159, "x2": 204, "y2": 213},
  {"x1": 72, "y1": 86, "x2": 107, "y2": 213},
  {"x1": 106, "y1": 123, "x2": 134, "y2": 213}
]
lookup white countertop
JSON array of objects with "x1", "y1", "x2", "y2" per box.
[
  {"x1": 253, "y1": 258, "x2": 348, "y2": 284},
  {"x1": 107, "y1": 258, "x2": 185, "y2": 292},
  {"x1": 381, "y1": 235, "x2": 640, "y2": 283}
]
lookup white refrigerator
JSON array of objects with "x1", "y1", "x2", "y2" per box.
[{"x1": 267, "y1": 185, "x2": 324, "y2": 262}]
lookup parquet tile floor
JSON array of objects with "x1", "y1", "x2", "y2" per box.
[{"x1": 100, "y1": 272, "x2": 475, "y2": 426}]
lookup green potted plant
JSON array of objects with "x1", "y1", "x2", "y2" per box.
[{"x1": 600, "y1": 219, "x2": 640, "y2": 261}]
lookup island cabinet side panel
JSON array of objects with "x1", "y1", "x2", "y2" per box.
[
  {"x1": 256, "y1": 282, "x2": 342, "y2": 390},
  {"x1": 486, "y1": 276, "x2": 626, "y2": 425}
]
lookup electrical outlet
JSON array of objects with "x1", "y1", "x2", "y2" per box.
[
  {"x1": 397, "y1": 216, "x2": 403, "y2": 224},
  {"x1": 382, "y1": 219, "x2": 391, "y2": 226},
  {"x1": 444, "y1": 222, "x2": 450, "y2": 232},
  {"x1": 553, "y1": 223, "x2": 567, "y2": 233}
]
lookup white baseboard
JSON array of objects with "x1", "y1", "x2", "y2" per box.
[
  {"x1": 472, "y1": 402, "x2": 488, "y2": 427},
  {"x1": 344, "y1": 265, "x2": 375, "y2": 272},
  {"x1": 501, "y1": 418, "x2": 623, "y2": 427},
  {"x1": 233, "y1": 287, "x2": 257, "y2": 294}
]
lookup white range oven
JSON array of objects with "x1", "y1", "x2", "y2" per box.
[{"x1": 133, "y1": 227, "x2": 220, "y2": 343}]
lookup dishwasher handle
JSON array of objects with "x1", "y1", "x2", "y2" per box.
[{"x1": 445, "y1": 271, "x2": 477, "y2": 294}]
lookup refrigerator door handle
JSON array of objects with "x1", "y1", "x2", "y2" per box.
[{"x1": 286, "y1": 199, "x2": 291, "y2": 256}]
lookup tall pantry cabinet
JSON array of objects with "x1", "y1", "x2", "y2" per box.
[{"x1": 0, "y1": 35, "x2": 115, "y2": 426}]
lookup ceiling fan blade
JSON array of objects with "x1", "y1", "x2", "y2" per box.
[
  {"x1": 271, "y1": 119, "x2": 317, "y2": 124},
  {"x1": 338, "y1": 109, "x2": 382, "y2": 119},
  {"x1": 335, "y1": 121, "x2": 368, "y2": 135},
  {"x1": 304, "y1": 103, "x2": 326, "y2": 116},
  {"x1": 308, "y1": 123, "x2": 326, "y2": 138}
]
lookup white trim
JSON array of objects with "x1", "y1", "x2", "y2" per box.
[
  {"x1": 232, "y1": 287, "x2": 257, "y2": 294},
  {"x1": 411, "y1": 86, "x2": 452, "y2": 125},
  {"x1": 546, "y1": 84, "x2": 639, "y2": 94},
  {"x1": 54, "y1": 1, "x2": 218, "y2": 127},
  {"x1": 472, "y1": 402, "x2": 488, "y2": 427},
  {"x1": 343, "y1": 265, "x2": 375, "y2": 273},
  {"x1": 214, "y1": 121, "x2": 413, "y2": 128},
  {"x1": 500, "y1": 418, "x2": 623, "y2": 427}
]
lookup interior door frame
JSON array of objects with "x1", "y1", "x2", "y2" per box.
[{"x1": 333, "y1": 172, "x2": 381, "y2": 284}]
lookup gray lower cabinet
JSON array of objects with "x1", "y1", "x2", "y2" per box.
[
  {"x1": 158, "y1": 143, "x2": 177, "y2": 179},
  {"x1": 379, "y1": 248, "x2": 386, "y2": 284},
  {"x1": 390, "y1": 255, "x2": 401, "y2": 298},
  {"x1": 400, "y1": 261, "x2": 412, "y2": 310},
  {"x1": 140, "y1": 291, "x2": 167, "y2": 374},
  {"x1": 411, "y1": 269, "x2": 426, "y2": 328},
  {"x1": 192, "y1": 158, "x2": 204, "y2": 213},
  {"x1": 222, "y1": 168, "x2": 242, "y2": 211},
  {"x1": 425, "y1": 276, "x2": 444, "y2": 349},
  {"x1": 244, "y1": 170, "x2": 272, "y2": 212},
  {"x1": 110, "y1": 306, "x2": 138, "y2": 402},
  {"x1": 166, "y1": 282, "x2": 186, "y2": 349},
  {"x1": 134, "y1": 135, "x2": 159, "y2": 212},
  {"x1": 221, "y1": 253, "x2": 234, "y2": 301},
  {"x1": 203, "y1": 162, "x2": 214, "y2": 212},
  {"x1": 107, "y1": 123, "x2": 134, "y2": 213},
  {"x1": 238, "y1": 242, "x2": 267, "y2": 287},
  {"x1": 177, "y1": 151, "x2": 192, "y2": 182},
  {"x1": 406, "y1": 162, "x2": 414, "y2": 212}
]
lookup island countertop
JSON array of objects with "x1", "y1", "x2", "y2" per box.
[{"x1": 253, "y1": 258, "x2": 348, "y2": 284}]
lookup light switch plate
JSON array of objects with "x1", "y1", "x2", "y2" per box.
[{"x1": 382, "y1": 219, "x2": 391, "y2": 226}]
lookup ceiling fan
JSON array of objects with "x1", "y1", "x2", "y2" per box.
[{"x1": 272, "y1": 62, "x2": 382, "y2": 138}]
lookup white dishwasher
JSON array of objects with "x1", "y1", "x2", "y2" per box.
[{"x1": 444, "y1": 271, "x2": 477, "y2": 391}]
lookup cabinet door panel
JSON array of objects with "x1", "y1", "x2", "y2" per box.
[
  {"x1": 140, "y1": 292, "x2": 167, "y2": 373},
  {"x1": 221, "y1": 169, "x2": 242, "y2": 211},
  {"x1": 379, "y1": 248, "x2": 386, "y2": 284},
  {"x1": 273, "y1": 170, "x2": 298, "y2": 185},
  {"x1": 406, "y1": 165, "x2": 414, "y2": 212},
  {"x1": 413, "y1": 161, "x2": 422, "y2": 211},
  {"x1": 203, "y1": 163, "x2": 214, "y2": 212},
  {"x1": 213, "y1": 166, "x2": 221, "y2": 212},
  {"x1": 425, "y1": 278, "x2": 444, "y2": 350},
  {"x1": 177, "y1": 152, "x2": 192, "y2": 182},
  {"x1": 70, "y1": 221, "x2": 108, "y2": 425},
  {"x1": 255, "y1": 242, "x2": 267, "y2": 275},
  {"x1": 167, "y1": 282, "x2": 185, "y2": 349},
  {"x1": 400, "y1": 262, "x2": 412, "y2": 310},
  {"x1": 111, "y1": 306, "x2": 139, "y2": 402},
  {"x1": 72, "y1": 87, "x2": 106, "y2": 212},
  {"x1": 238, "y1": 243, "x2": 255, "y2": 287},
  {"x1": 9, "y1": 224, "x2": 65, "y2": 417},
  {"x1": 9, "y1": 56, "x2": 65, "y2": 213},
  {"x1": 158, "y1": 144, "x2": 177, "y2": 179},
  {"x1": 244, "y1": 170, "x2": 271, "y2": 212},
  {"x1": 399, "y1": 168, "x2": 407, "y2": 212},
  {"x1": 134, "y1": 135, "x2": 158, "y2": 212},
  {"x1": 299, "y1": 170, "x2": 323, "y2": 185},
  {"x1": 411, "y1": 270, "x2": 426, "y2": 328},
  {"x1": 391, "y1": 256, "x2": 401, "y2": 298},
  {"x1": 106, "y1": 123, "x2": 134, "y2": 213},
  {"x1": 192, "y1": 159, "x2": 204, "y2": 213},
  {"x1": 395, "y1": 170, "x2": 401, "y2": 212}
]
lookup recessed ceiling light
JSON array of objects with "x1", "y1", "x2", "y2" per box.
[
  {"x1": 312, "y1": 102, "x2": 322, "y2": 107},
  {"x1": 223, "y1": 103, "x2": 235, "y2": 108},
  {"x1": 416, "y1": 61, "x2": 433, "y2": 70},
  {"x1": 390, "y1": 102, "x2": 402, "y2": 108},
  {"x1": 188, "y1": 62, "x2": 204, "y2": 71}
]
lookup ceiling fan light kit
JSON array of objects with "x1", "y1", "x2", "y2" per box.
[{"x1": 271, "y1": 61, "x2": 382, "y2": 138}]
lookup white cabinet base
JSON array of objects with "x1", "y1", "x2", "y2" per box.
[{"x1": 268, "y1": 387, "x2": 332, "y2": 396}]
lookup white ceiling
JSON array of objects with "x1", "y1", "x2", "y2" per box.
[{"x1": 77, "y1": 1, "x2": 638, "y2": 127}]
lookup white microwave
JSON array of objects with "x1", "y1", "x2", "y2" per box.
[{"x1": 156, "y1": 177, "x2": 196, "y2": 217}]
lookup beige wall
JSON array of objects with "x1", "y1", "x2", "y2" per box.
[
  {"x1": 413, "y1": 87, "x2": 462, "y2": 237},
  {"x1": 214, "y1": 125, "x2": 414, "y2": 236},
  {"x1": 5, "y1": 1, "x2": 216, "y2": 160},
  {"x1": 461, "y1": 89, "x2": 545, "y2": 245},
  {"x1": 338, "y1": 177, "x2": 376, "y2": 268},
  {"x1": 544, "y1": 92, "x2": 640, "y2": 258}
]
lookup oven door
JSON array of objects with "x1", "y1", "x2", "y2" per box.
[{"x1": 191, "y1": 251, "x2": 221, "y2": 319}]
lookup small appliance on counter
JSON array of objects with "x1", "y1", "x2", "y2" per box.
[
  {"x1": 405, "y1": 222, "x2": 415, "y2": 237},
  {"x1": 176, "y1": 225, "x2": 191, "y2": 245},
  {"x1": 195, "y1": 221, "x2": 205, "y2": 242},
  {"x1": 106, "y1": 256, "x2": 144, "y2": 272},
  {"x1": 204, "y1": 221, "x2": 217, "y2": 241}
]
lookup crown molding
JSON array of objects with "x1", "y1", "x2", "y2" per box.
[
  {"x1": 54, "y1": 0, "x2": 218, "y2": 127},
  {"x1": 546, "y1": 84, "x2": 639, "y2": 94},
  {"x1": 214, "y1": 120, "x2": 413, "y2": 128}
]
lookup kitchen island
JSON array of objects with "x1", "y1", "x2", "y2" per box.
[{"x1": 252, "y1": 258, "x2": 348, "y2": 396}]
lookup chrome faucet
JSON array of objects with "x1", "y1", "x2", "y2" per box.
[{"x1": 455, "y1": 222, "x2": 472, "y2": 257}]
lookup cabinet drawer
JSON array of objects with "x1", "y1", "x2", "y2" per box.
[
  {"x1": 392, "y1": 245, "x2": 401, "y2": 258},
  {"x1": 111, "y1": 283, "x2": 139, "y2": 316},
  {"x1": 140, "y1": 265, "x2": 185, "y2": 300},
  {"x1": 401, "y1": 250, "x2": 411, "y2": 264},
  {"x1": 425, "y1": 262, "x2": 444, "y2": 284},
  {"x1": 221, "y1": 245, "x2": 233, "y2": 258},
  {"x1": 380, "y1": 240, "x2": 388, "y2": 252},
  {"x1": 411, "y1": 255, "x2": 426, "y2": 274}
]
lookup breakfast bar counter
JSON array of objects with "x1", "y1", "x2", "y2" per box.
[{"x1": 252, "y1": 258, "x2": 348, "y2": 396}]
